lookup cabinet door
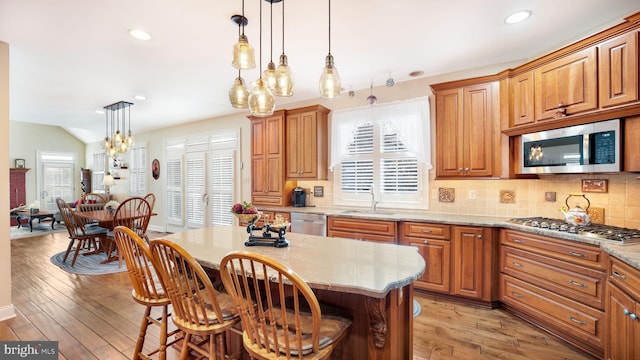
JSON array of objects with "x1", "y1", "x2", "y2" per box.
[
  {"x1": 463, "y1": 83, "x2": 493, "y2": 177},
  {"x1": 408, "y1": 238, "x2": 451, "y2": 293},
  {"x1": 606, "y1": 283, "x2": 638, "y2": 360},
  {"x1": 286, "y1": 111, "x2": 319, "y2": 179},
  {"x1": 534, "y1": 47, "x2": 598, "y2": 121},
  {"x1": 435, "y1": 88, "x2": 464, "y2": 177},
  {"x1": 599, "y1": 31, "x2": 639, "y2": 108},
  {"x1": 511, "y1": 71, "x2": 535, "y2": 127},
  {"x1": 452, "y1": 226, "x2": 485, "y2": 299},
  {"x1": 250, "y1": 112, "x2": 288, "y2": 206}
]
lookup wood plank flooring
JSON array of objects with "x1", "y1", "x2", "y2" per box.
[{"x1": 3, "y1": 231, "x2": 598, "y2": 359}]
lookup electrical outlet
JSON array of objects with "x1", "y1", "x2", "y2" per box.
[{"x1": 468, "y1": 190, "x2": 476, "y2": 199}]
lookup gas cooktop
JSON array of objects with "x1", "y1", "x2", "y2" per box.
[{"x1": 505, "y1": 217, "x2": 640, "y2": 244}]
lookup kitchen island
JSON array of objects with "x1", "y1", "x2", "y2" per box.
[{"x1": 163, "y1": 225, "x2": 426, "y2": 359}]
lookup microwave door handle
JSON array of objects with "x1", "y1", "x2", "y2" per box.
[{"x1": 583, "y1": 133, "x2": 591, "y2": 165}]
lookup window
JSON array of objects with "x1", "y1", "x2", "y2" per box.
[
  {"x1": 129, "y1": 144, "x2": 147, "y2": 196},
  {"x1": 331, "y1": 98, "x2": 431, "y2": 209},
  {"x1": 92, "y1": 150, "x2": 107, "y2": 194}
]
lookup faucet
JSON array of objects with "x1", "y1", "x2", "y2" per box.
[{"x1": 369, "y1": 186, "x2": 379, "y2": 212}]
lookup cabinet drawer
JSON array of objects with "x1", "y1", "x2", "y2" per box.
[
  {"x1": 500, "y1": 274, "x2": 604, "y2": 350},
  {"x1": 327, "y1": 230, "x2": 395, "y2": 244},
  {"x1": 400, "y1": 222, "x2": 451, "y2": 240},
  {"x1": 501, "y1": 230, "x2": 604, "y2": 270},
  {"x1": 609, "y1": 256, "x2": 640, "y2": 300},
  {"x1": 328, "y1": 217, "x2": 396, "y2": 237},
  {"x1": 501, "y1": 246, "x2": 605, "y2": 309}
]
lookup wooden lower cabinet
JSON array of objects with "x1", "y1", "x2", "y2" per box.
[
  {"x1": 499, "y1": 229, "x2": 606, "y2": 358},
  {"x1": 327, "y1": 216, "x2": 396, "y2": 243},
  {"x1": 606, "y1": 256, "x2": 640, "y2": 359},
  {"x1": 399, "y1": 222, "x2": 451, "y2": 293},
  {"x1": 400, "y1": 223, "x2": 498, "y2": 304}
]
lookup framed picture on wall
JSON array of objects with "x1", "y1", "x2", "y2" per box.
[
  {"x1": 152, "y1": 159, "x2": 160, "y2": 180},
  {"x1": 15, "y1": 159, "x2": 25, "y2": 168}
]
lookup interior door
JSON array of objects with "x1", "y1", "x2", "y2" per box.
[{"x1": 40, "y1": 163, "x2": 75, "y2": 212}]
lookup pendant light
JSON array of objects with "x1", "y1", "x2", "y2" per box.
[
  {"x1": 232, "y1": 0, "x2": 256, "y2": 70},
  {"x1": 319, "y1": 0, "x2": 341, "y2": 98},
  {"x1": 248, "y1": 0, "x2": 275, "y2": 117},
  {"x1": 366, "y1": 80, "x2": 378, "y2": 105},
  {"x1": 262, "y1": 0, "x2": 277, "y2": 90},
  {"x1": 274, "y1": 0, "x2": 293, "y2": 96},
  {"x1": 229, "y1": 15, "x2": 250, "y2": 108},
  {"x1": 103, "y1": 101, "x2": 134, "y2": 159}
]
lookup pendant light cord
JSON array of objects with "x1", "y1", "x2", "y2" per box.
[
  {"x1": 328, "y1": 0, "x2": 331, "y2": 55},
  {"x1": 281, "y1": 0, "x2": 285, "y2": 54},
  {"x1": 241, "y1": 0, "x2": 246, "y2": 35},
  {"x1": 269, "y1": 0, "x2": 273, "y2": 62},
  {"x1": 259, "y1": 0, "x2": 263, "y2": 74}
]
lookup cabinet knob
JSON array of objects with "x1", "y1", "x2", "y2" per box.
[
  {"x1": 624, "y1": 309, "x2": 632, "y2": 316},
  {"x1": 464, "y1": 168, "x2": 469, "y2": 172},
  {"x1": 477, "y1": 234, "x2": 483, "y2": 239},
  {"x1": 423, "y1": 240, "x2": 429, "y2": 245},
  {"x1": 631, "y1": 313, "x2": 639, "y2": 321}
]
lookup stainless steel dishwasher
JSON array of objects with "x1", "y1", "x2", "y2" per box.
[{"x1": 290, "y1": 212, "x2": 326, "y2": 236}]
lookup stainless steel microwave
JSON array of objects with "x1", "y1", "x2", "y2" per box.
[{"x1": 521, "y1": 119, "x2": 621, "y2": 174}]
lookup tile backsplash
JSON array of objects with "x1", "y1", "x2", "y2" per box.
[{"x1": 297, "y1": 174, "x2": 640, "y2": 229}]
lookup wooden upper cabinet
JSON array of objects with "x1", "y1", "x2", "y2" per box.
[
  {"x1": 510, "y1": 71, "x2": 535, "y2": 127},
  {"x1": 285, "y1": 105, "x2": 330, "y2": 180},
  {"x1": 434, "y1": 82, "x2": 497, "y2": 178},
  {"x1": 599, "y1": 31, "x2": 639, "y2": 108},
  {"x1": 249, "y1": 111, "x2": 294, "y2": 207},
  {"x1": 534, "y1": 47, "x2": 598, "y2": 121}
]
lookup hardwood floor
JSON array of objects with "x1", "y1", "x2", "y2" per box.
[{"x1": 2, "y1": 232, "x2": 598, "y2": 359}]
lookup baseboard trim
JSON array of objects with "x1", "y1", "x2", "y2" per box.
[{"x1": 0, "y1": 303, "x2": 16, "y2": 322}]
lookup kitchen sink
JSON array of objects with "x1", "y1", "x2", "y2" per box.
[{"x1": 340, "y1": 209, "x2": 396, "y2": 215}]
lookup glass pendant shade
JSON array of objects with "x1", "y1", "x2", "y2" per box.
[
  {"x1": 104, "y1": 137, "x2": 111, "y2": 149},
  {"x1": 229, "y1": 76, "x2": 250, "y2": 108},
  {"x1": 263, "y1": 61, "x2": 277, "y2": 90},
  {"x1": 248, "y1": 78, "x2": 275, "y2": 117},
  {"x1": 125, "y1": 130, "x2": 134, "y2": 146},
  {"x1": 319, "y1": 54, "x2": 341, "y2": 98},
  {"x1": 232, "y1": 34, "x2": 256, "y2": 70},
  {"x1": 274, "y1": 54, "x2": 294, "y2": 96},
  {"x1": 108, "y1": 146, "x2": 117, "y2": 158}
]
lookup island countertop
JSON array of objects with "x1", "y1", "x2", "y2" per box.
[{"x1": 162, "y1": 225, "x2": 426, "y2": 298}]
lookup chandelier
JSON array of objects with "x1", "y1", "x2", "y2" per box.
[{"x1": 103, "y1": 101, "x2": 134, "y2": 158}]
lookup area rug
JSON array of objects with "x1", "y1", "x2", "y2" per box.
[
  {"x1": 50, "y1": 251, "x2": 128, "y2": 275},
  {"x1": 10, "y1": 224, "x2": 67, "y2": 240}
]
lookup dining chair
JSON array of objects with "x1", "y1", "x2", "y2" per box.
[
  {"x1": 56, "y1": 198, "x2": 107, "y2": 266},
  {"x1": 114, "y1": 197, "x2": 151, "y2": 241},
  {"x1": 219, "y1": 251, "x2": 352, "y2": 360},
  {"x1": 143, "y1": 193, "x2": 156, "y2": 212},
  {"x1": 78, "y1": 192, "x2": 108, "y2": 207},
  {"x1": 149, "y1": 239, "x2": 241, "y2": 360},
  {"x1": 113, "y1": 226, "x2": 179, "y2": 360}
]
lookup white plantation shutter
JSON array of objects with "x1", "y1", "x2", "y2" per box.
[
  {"x1": 208, "y1": 150, "x2": 235, "y2": 226},
  {"x1": 129, "y1": 145, "x2": 146, "y2": 196},
  {"x1": 92, "y1": 151, "x2": 107, "y2": 194},
  {"x1": 185, "y1": 152, "x2": 206, "y2": 228},
  {"x1": 332, "y1": 98, "x2": 429, "y2": 209},
  {"x1": 166, "y1": 157, "x2": 183, "y2": 224}
]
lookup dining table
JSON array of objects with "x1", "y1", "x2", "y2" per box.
[
  {"x1": 75, "y1": 209, "x2": 156, "y2": 263},
  {"x1": 163, "y1": 225, "x2": 425, "y2": 360}
]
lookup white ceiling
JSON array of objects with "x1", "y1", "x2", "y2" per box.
[{"x1": 1, "y1": 0, "x2": 639, "y2": 143}]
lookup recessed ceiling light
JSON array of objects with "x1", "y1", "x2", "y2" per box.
[
  {"x1": 505, "y1": 10, "x2": 532, "y2": 24},
  {"x1": 128, "y1": 29, "x2": 152, "y2": 41},
  {"x1": 134, "y1": 95, "x2": 147, "y2": 100}
]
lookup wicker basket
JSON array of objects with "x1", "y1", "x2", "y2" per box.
[{"x1": 234, "y1": 212, "x2": 262, "y2": 224}]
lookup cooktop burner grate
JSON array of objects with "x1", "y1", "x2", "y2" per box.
[{"x1": 506, "y1": 217, "x2": 640, "y2": 244}]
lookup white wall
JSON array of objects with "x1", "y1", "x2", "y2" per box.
[{"x1": 1, "y1": 41, "x2": 15, "y2": 321}]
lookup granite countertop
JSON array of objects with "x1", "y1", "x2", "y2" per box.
[
  {"x1": 163, "y1": 226, "x2": 426, "y2": 299},
  {"x1": 262, "y1": 205, "x2": 640, "y2": 271}
]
